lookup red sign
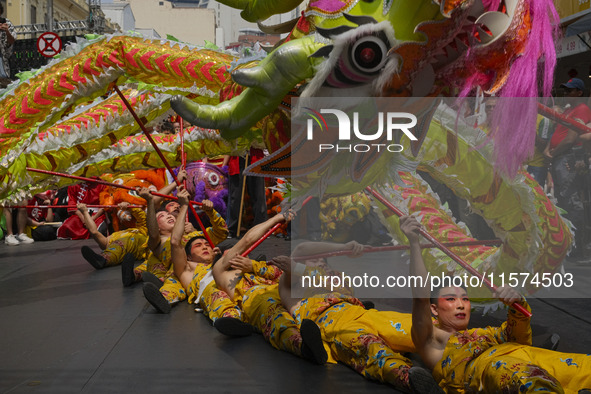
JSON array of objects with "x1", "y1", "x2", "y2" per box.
[{"x1": 37, "y1": 32, "x2": 62, "y2": 58}]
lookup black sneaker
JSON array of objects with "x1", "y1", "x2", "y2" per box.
[
  {"x1": 141, "y1": 271, "x2": 164, "y2": 289},
  {"x1": 121, "y1": 253, "x2": 136, "y2": 287},
  {"x1": 300, "y1": 319, "x2": 328, "y2": 365},
  {"x1": 81, "y1": 246, "x2": 107, "y2": 270},
  {"x1": 213, "y1": 317, "x2": 252, "y2": 337},
  {"x1": 142, "y1": 282, "x2": 171, "y2": 314},
  {"x1": 408, "y1": 367, "x2": 444, "y2": 394}
]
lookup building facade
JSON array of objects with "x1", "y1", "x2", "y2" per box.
[
  {"x1": 202, "y1": 0, "x2": 304, "y2": 48},
  {"x1": 101, "y1": 0, "x2": 135, "y2": 32},
  {"x1": 5, "y1": 0, "x2": 118, "y2": 38},
  {"x1": 6, "y1": 0, "x2": 89, "y2": 26},
  {"x1": 122, "y1": 0, "x2": 215, "y2": 45},
  {"x1": 554, "y1": 0, "x2": 591, "y2": 93}
]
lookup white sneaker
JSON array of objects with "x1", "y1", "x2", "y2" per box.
[
  {"x1": 16, "y1": 233, "x2": 34, "y2": 244},
  {"x1": 4, "y1": 234, "x2": 20, "y2": 246}
]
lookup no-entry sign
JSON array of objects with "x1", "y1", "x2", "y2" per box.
[{"x1": 37, "y1": 32, "x2": 62, "y2": 58}]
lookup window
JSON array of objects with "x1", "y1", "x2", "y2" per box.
[
  {"x1": 31, "y1": 5, "x2": 37, "y2": 24},
  {"x1": 159, "y1": 1, "x2": 164, "y2": 5}
]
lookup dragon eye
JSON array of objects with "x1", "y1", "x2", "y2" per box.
[
  {"x1": 208, "y1": 172, "x2": 219, "y2": 186},
  {"x1": 128, "y1": 190, "x2": 139, "y2": 198},
  {"x1": 350, "y1": 34, "x2": 388, "y2": 73}
]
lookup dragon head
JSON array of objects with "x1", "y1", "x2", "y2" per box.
[{"x1": 298, "y1": 0, "x2": 558, "y2": 174}]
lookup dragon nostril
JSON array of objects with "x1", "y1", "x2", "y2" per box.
[{"x1": 360, "y1": 47, "x2": 376, "y2": 63}]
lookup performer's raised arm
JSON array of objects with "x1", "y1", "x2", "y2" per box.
[
  {"x1": 152, "y1": 169, "x2": 187, "y2": 207},
  {"x1": 139, "y1": 187, "x2": 161, "y2": 252},
  {"x1": 191, "y1": 199, "x2": 228, "y2": 245},
  {"x1": 400, "y1": 215, "x2": 445, "y2": 370},
  {"x1": 213, "y1": 211, "x2": 293, "y2": 299},
  {"x1": 488, "y1": 286, "x2": 532, "y2": 346},
  {"x1": 170, "y1": 187, "x2": 193, "y2": 289}
]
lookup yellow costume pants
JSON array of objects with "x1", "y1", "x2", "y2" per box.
[
  {"x1": 199, "y1": 281, "x2": 242, "y2": 322},
  {"x1": 102, "y1": 229, "x2": 148, "y2": 266},
  {"x1": 242, "y1": 284, "x2": 303, "y2": 357},
  {"x1": 159, "y1": 274, "x2": 187, "y2": 304},
  {"x1": 294, "y1": 297, "x2": 414, "y2": 391},
  {"x1": 437, "y1": 342, "x2": 591, "y2": 393}
]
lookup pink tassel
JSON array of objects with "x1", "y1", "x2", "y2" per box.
[
  {"x1": 482, "y1": 0, "x2": 502, "y2": 11},
  {"x1": 455, "y1": 0, "x2": 560, "y2": 176},
  {"x1": 490, "y1": 0, "x2": 559, "y2": 175}
]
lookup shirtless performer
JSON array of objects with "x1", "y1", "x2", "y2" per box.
[
  {"x1": 137, "y1": 186, "x2": 226, "y2": 311},
  {"x1": 401, "y1": 215, "x2": 591, "y2": 393},
  {"x1": 171, "y1": 187, "x2": 327, "y2": 364}
]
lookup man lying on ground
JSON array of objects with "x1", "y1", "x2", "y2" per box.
[
  {"x1": 170, "y1": 187, "x2": 327, "y2": 364},
  {"x1": 138, "y1": 186, "x2": 227, "y2": 311},
  {"x1": 401, "y1": 215, "x2": 591, "y2": 393},
  {"x1": 79, "y1": 170, "x2": 188, "y2": 271},
  {"x1": 273, "y1": 240, "x2": 441, "y2": 393}
]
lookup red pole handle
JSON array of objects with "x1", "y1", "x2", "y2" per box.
[
  {"x1": 113, "y1": 86, "x2": 214, "y2": 248},
  {"x1": 537, "y1": 102, "x2": 591, "y2": 135},
  {"x1": 241, "y1": 223, "x2": 282, "y2": 257},
  {"x1": 180, "y1": 117, "x2": 187, "y2": 171},
  {"x1": 3, "y1": 205, "x2": 144, "y2": 209},
  {"x1": 240, "y1": 196, "x2": 315, "y2": 257},
  {"x1": 179, "y1": 117, "x2": 188, "y2": 222},
  {"x1": 26, "y1": 167, "x2": 202, "y2": 207},
  {"x1": 365, "y1": 186, "x2": 531, "y2": 317}
]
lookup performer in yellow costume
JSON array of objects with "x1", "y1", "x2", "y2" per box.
[
  {"x1": 191, "y1": 257, "x2": 282, "y2": 323},
  {"x1": 402, "y1": 215, "x2": 591, "y2": 393},
  {"x1": 172, "y1": 188, "x2": 327, "y2": 363},
  {"x1": 137, "y1": 186, "x2": 227, "y2": 311},
  {"x1": 153, "y1": 203, "x2": 228, "y2": 305},
  {"x1": 274, "y1": 241, "x2": 421, "y2": 392},
  {"x1": 79, "y1": 170, "x2": 181, "y2": 272},
  {"x1": 211, "y1": 213, "x2": 298, "y2": 335},
  {"x1": 134, "y1": 201, "x2": 226, "y2": 280},
  {"x1": 78, "y1": 203, "x2": 148, "y2": 269}
]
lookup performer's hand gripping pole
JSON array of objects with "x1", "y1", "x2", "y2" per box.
[
  {"x1": 365, "y1": 186, "x2": 531, "y2": 317},
  {"x1": 113, "y1": 85, "x2": 214, "y2": 248},
  {"x1": 241, "y1": 197, "x2": 314, "y2": 257}
]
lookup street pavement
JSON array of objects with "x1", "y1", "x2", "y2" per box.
[{"x1": 1, "y1": 236, "x2": 590, "y2": 393}]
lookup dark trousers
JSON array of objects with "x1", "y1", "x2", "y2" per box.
[
  {"x1": 290, "y1": 197, "x2": 321, "y2": 240},
  {"x1": 226, "y1": 158, "x2": 267, "y2": 235},
  {"x1": 551, "y1": 153, "x2": 588, "y2": 256}
]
